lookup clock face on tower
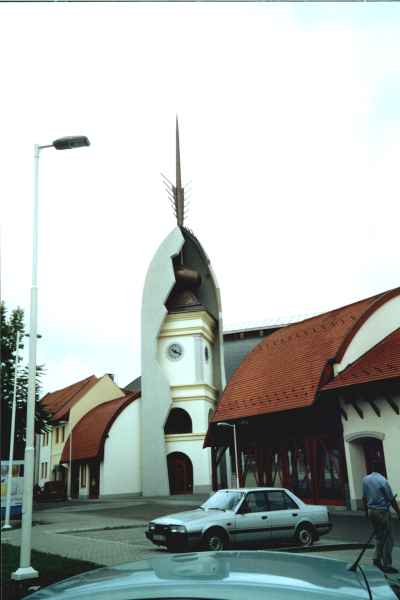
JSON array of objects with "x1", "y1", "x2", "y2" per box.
[{"x1": 167, "y1": 342, "x2": 184, "y2": 361}]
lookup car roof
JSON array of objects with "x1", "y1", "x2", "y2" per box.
[{"x1": 217, "y1": 487, "x2": 289, "y2": 493}]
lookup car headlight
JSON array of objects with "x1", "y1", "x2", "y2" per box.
[
  {"x1": 169, "y1": 525, "x2": 187, "y2": 534},
  {"x1": 148, "y1": 523, "x2": 156, "y2": 531}
]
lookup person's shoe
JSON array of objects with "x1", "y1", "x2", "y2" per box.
[
  {"x1": 373, "y1": 559, "x2": 382, "y2": 568},
  {"x1": 381, "y1": 566, "x2": 399, "y2": 574}
]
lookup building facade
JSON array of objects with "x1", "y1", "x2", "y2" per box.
[{"x1": 207, "y1": 287, "x2": 400, "y2": 510}]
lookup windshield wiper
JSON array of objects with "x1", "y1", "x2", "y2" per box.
[{"x1": 208, "y1": 507, "x2": 226, "y2": 511}]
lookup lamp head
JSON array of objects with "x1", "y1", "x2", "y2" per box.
[{"x1": 52, "y1": 136, "x2": 90, "y2": 150}]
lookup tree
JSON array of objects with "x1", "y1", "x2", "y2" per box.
[{"x1": 1, "y1": 302, "x2": 51, "y2": 460}]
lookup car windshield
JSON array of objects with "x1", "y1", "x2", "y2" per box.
[{"x1": 201, "y1": 490, "x2": 244, "y2": 511}]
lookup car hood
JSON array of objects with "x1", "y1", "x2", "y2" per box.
[
  {"x1": 28, "y1": 551, "x2": 396, "y2": 600},
  {"x1": 151, "y1": 508, "x2": 229, "y2": 525}
]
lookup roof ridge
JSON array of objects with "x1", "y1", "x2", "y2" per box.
[{"x1": 43, "y1": 374, "x2": 97, "y2": 399}]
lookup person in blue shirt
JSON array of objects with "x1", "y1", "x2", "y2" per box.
[{"x1": 362, "y1": 461, "x2": 400, "y2": 574}]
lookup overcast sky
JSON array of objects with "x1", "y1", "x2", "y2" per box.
[{"x1": 1, "y1": 2, "x2": 399, "y2": 395}]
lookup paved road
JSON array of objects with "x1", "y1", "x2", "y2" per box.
[
  {"x1": 328, "y1": 513, "x2": 400, "y2": 545},
  {"x1": 3, "y1": 496, "x2": 400, "y2": 570}
]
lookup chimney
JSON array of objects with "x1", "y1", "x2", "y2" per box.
[{"x1": 106, "y1": 373, "x2": 115, "y2": 383}]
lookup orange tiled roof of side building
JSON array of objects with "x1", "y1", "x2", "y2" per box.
[
  {"x1": 40, "y1": 375, "x2": 98, "y2": 421},
  {"x1": 60, "y1": 391, "x2": 140, "y2": 462},
  {"x1": 321, "y1": 328, "x2": 400, "y2": 391},
  {"x1": 212, "y1": 287, "x2": 400, "y2": 423}
]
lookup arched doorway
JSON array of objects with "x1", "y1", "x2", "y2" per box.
[
  {"x1": 167, "y1": 452, "x2": 193, "y2": 495},
  {"x1": 362, "y1": 437, "x2": 387, "y2": 477}
]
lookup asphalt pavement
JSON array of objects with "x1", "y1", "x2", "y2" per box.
[{"x1": 2, "y1": 495, "x2": 400, "y2": 572}]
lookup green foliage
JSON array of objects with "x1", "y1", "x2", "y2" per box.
[{"x1": 1, "y1": 302, "x2": 51, "y2": 460}]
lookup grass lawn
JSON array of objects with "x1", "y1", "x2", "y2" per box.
[{"x1": 1, "y1": 544, "x2": 102, "y2": 600}]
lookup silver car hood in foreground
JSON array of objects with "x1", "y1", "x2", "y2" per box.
[{"x1": 28, "y1": 550, "x2": 396, "y2": 600}]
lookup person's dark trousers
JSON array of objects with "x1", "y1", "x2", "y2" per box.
[{"x1": 369, "y1": 508, "x2": 394, "y2": 567}]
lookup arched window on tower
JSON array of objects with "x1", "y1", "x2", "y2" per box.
[{"x1": 164, "y1": 408, "x2": 192, "y2": 434}]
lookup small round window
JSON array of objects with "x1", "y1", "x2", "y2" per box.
[{"x1": 204, "y1": 346, "x2": 209, "y2": 362}]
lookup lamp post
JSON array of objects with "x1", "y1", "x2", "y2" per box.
[
  {"x1": 12, "y1": 136, "x2": 90, "y2": 582},
  {"x1": 2, "y1": 331, "x2": 22, "y2": 530},
  {"x1": 217, "y1": 422, "x2": 240, "y2": 488}
]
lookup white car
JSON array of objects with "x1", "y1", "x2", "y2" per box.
[{"x1": 146, "y1": 487, "x2": 332, "y2": 552}]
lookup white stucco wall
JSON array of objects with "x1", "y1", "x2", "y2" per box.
[
  {"x1": 100, "y1": 399, "x2": 141, "y2": 496},
  {"x1": 335, "y1": 295, "x2": 400, "y2": 375},
  {"x1": 141, "y1": 227, "x2": 184, "y2": 497},
  {"x1": 341, "y1": 391, "x2": 400, "y2": 509},
  {"x1": 38, "y1": 434, "x2": 51, "y2": 486}
]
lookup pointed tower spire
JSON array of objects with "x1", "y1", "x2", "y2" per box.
[
  {"x1": 161, "y1": 117, "x2": 188, "y2": 227},
  {"x1": 175, "y1": 116, "x2": 184, "y2": 227}
]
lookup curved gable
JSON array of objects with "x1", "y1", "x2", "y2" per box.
[
  {"x1": 334, "y1": 289, "x2": 400, "y2": 375},
  {"x1": 60, "y1": 392, "x2": 139, "y2": 462},
  {"x1": 322, "y1": 328, "x2": 400, "y2": 390}
]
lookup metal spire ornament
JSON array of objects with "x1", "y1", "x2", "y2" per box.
[{"x1": 162, "y1": 117, "x2": 190, "y2": 227}]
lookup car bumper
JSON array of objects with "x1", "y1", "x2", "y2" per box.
[{"x1": 146, "y1": 530, "x2": 201, "y2": 550}]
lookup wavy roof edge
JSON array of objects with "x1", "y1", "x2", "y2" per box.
[{"x1": 211, "y1": 286, "x2": 400, "y2": 425}]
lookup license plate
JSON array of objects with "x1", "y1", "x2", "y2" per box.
[{"x1": 153, "y1": 534, "x2": 166, "y2": 542}]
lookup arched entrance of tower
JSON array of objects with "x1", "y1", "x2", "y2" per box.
[{"x1": 167, "y1": 452, "x2": 193, "y2": 495}]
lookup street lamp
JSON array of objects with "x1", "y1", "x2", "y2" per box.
[
  {"x1": 217, "y1": 422, "x2": 240, "y2": 489},
  {"x1": 12, "y1": 136, "x2": 90, "y2": 582}
]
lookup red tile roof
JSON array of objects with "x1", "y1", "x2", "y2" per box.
[
  {"x1": 212, "y1": 288, "x2": 400, "y2": 423},
  {"x1": 321, "y1": 328, "x2": 400, "y2": 391},
  {"x1": 60, "y1": 391, "x2": 140, "y2": 463},
  {"x1": 41, "y1": 375, "x2": 98, "y2": 422}
]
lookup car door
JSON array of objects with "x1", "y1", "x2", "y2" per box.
[
  {"x1": 233, "y1": 491, "x2": 270, "y2": 546},
  {"x1": 264, "y1": 490, "x2": 300, "y2": 543}
]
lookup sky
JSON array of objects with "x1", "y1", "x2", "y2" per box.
[{"x1": 1, "y1": 2, "x2": 399, "y2": 396}]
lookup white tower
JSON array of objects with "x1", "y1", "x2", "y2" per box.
[
  {"x1": 159, "y1": 272, "x2": 218, "y2": 493},
  {"x1": 140, "y1": 121, "x2": 225, "y2": 496}
]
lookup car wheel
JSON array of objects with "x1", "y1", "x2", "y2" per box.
[
  {"x1": 296, "y1": 524, "x2": 314, "y2": 547},
  {"x1": 203, "y1": 529, "x2": 227, "y2": 551}
]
